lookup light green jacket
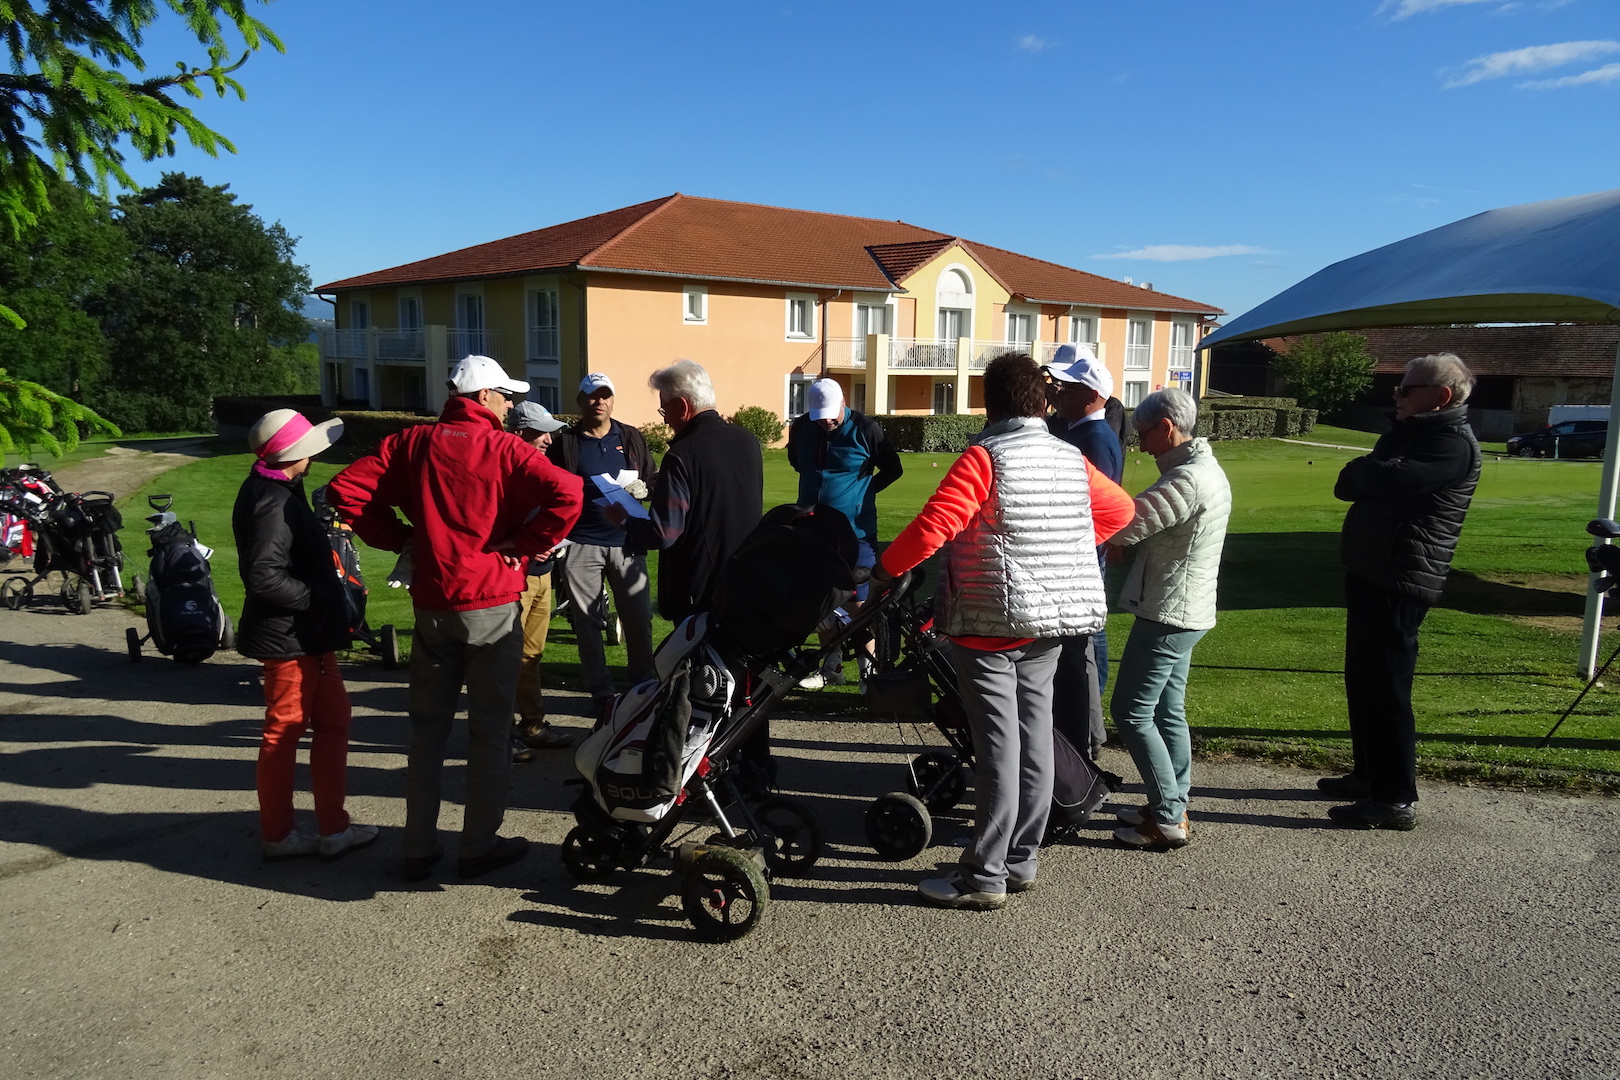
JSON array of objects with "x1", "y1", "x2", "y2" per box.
[{"x1": 1108, "y1": 437, "x2": 1231, "y2": 631}]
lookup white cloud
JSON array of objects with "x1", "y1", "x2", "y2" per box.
[
  {"x1": 1090, "y1": 244, "x2": 1272, "y2": 263},
  {"x1": 1520, "y1": 61, "x2": 1620, "y2": 87},
  {"x1": 1444, "y1": 40, "x2": 1620, "y2": 87},
  {"x1": 1015, "y1": 34, "x2": 1053, "y2": 54},
  {"x1": 1381, "y1": 0, "x2": 1497, "y2": 18}
]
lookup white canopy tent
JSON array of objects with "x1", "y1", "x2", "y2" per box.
[{"x1": 1199, "y1": 188, "x2": 1620, "y2": 677}]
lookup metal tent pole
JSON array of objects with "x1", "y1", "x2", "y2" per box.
[{"x1": 1576, "y1": 337, "x2": 1620, "y2": 678}]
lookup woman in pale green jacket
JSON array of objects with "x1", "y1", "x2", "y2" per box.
[{"x1": 1106, "y1": 388, "x2": 1232, "y2": 851}]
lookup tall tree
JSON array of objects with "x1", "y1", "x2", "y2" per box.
[
  {"x1": 0, "y1": 177, "x2": 128, "y2": 395},
  {"x1": 1273, "y1": 332, "x2": 1376, "y2": 415},
  {"x1": 100, "y1": 171, "x2": 311, "y2": 432}
]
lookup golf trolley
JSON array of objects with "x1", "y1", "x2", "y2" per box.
[
  {"x1": 126, "y1": 494, "x2": 233, "y2": 664},
  {"x1": 1543, "y1": 518, "x2": 1620, "y2": 745},
  {"x1": 1, "y1": 466, "x2": 125, "y2": 615}
]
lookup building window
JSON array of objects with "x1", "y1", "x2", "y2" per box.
[
  {"x1": 786, "y1": 374, "x2": 815, "y2": 418},
  {"x1": 852, "y1": 381, "x2": 867, "y2": 413},
  {"x1": 1006, "y1": 312, "x2": 1034, "y2": 344},
  {"x1": 348, "y1": 299, "x2": 370, "y2": 330},
  {"x1": 528, "y1": 290, "x2": 560, "y2": 360},
  {"x1": 354, "y1": 367, "x2": 371, "y2": 403},
  {"x1": 683, "y1": 285, "x2": 707, "y2": 324},
  {"x1": 785, "y1": 293, "x2": 817, "y2": 340},
  {"x1": 1069, "y1": 315, "x2": 1095, "y2": 345},
  {"x1": 1126, "y1": 318, "x2": 1152, "y2": 370},
  {"x1": 1124, "y1": 380, "x2": 1147, "y2": 408},
  {"x1": 398, "y1": 296, "x2": 422, "y2": 331},
  {"x1": 933, "y1": 380, "x2": 955, "y2": 415},
  {"x1": 855, "y1": 303, "x2": 889, "y2": 337},
  {"x1": 534, "y1": 382, "x2": 561, "y2": 412},
  {"x1": 1169, "y1": 322, "x2": 1194, "y2": 370}
]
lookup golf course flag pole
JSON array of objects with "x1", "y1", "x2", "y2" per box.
[{"x1": 1577, "y1": 336, "x2": 1620, "y2": 679}]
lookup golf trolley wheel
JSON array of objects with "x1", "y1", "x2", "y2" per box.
[
  {"x1": 561, "y1": 826, "x2": 621, "y2": 883},
  {"x1": 220, "y1": 615, "x2": 236, "y2": 651},
  {"x1": 2, "y1": 577, "x2": 29, "y2": 610},
  {"x1": 680, "y1": 845, "x2": 770, "y2": 942},
  {"x1": 605, "y1": 614, "x2": 622, "y2": 647},
  {"x1": 865, "y1": 791, "x2": 933, "y2": 861},
  {"x1": 129, "y1": 573, "x2": 144, "y2": 599},
  {"x1": 126, "y1": 626, "x2": 142, "y2": 662},
  {"x1": 380, "y1": 624, "x2": 400, "y2": 670},
  {"x1": 908, "y1": 751, "x2": 966, "y2": 814},
  {"x1": 754, "y1": 796, "x2": 825, "y2": 879},
  {"x1": 76, "y1": 580, "x2": 93, "y2": 615}
]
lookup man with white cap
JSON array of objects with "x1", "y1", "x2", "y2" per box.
[
  {"x1": 785, "y1": 377, "x2": 902, "y2": 687},
  {"x1": 506, "y1": 401, "x2": 573, "y2": 759},
  {"x1": 235, "y1": 408, "x2": 378, "y2": 863},
  {"x1": 328, "y1": 355, "x2": 583, "y2": 882},
  {"x1": 545, "y1": 373, "x2": 659, "y2": 726},
  {"x1": 1044, "y1": 344, "x2": 1124, "y2": 763}
]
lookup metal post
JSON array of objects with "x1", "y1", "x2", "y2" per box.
[{"x1": 1576, "y1": 338, "x2": 1620, "y2": 677}]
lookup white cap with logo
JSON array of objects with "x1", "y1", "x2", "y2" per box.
[
  {"x1": 1044, "y1": 344, "x2": 1114, "y2": 399},
  {"x1": 808, "y1": 378, "x2": 845, "y2": 421},
  {"x1": 448, "y1": 354, "x2": 529, "y2": 396},
  {"x1": 579, "y1": 373, "x2": 615, "y2": 396}
]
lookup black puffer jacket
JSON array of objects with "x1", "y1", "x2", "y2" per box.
[
  {"x1": 232, "y1": 467, "x2": 351, "y2": 660},
  {"x1": 1336, "y1": 405, "x2": 1481, "y2": 603}
]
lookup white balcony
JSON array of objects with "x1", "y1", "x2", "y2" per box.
[
  {"x1": 889, "y1": 338, "x2": 957, "y2": 370},
  {"x1": 447, "y1": 328, "x2": 504, "y2": 361},
  {"x1": 971, "y1": 340, "x2": 1033, "y2": 369},
  {"x1": 824, "y1": 337, "x2": 868, "y2": 370}
]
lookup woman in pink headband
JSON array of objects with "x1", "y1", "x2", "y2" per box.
[{"x1": 233, "y1": 409, "x2": 379, "y2": 862}]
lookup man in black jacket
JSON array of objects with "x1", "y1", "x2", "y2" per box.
[
  {"x1": 1324, "y1": 353, "x2": 1481, "y2": 830},
  {"x1": 234, "y1": 409, "x2": 378, "y2": 863},
  {"x1": 546, "y1": 373, "x2": 659, "y2": 723}
]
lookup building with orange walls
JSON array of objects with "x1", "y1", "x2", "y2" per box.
[{"x1": 313, "y1": 194, "x2": 1223, "y2": 433}]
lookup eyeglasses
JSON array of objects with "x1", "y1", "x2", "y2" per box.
[{"x1": 1393, "y1": 383, "x2": 1436, "y2": 397}]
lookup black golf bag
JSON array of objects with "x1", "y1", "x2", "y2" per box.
[{"x1": 128, "y1": 499, "x2": 231, "y2": 664}]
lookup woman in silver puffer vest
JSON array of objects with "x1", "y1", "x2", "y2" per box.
[{"x1": 1106, "y1": 388, "x2": 1231, "y2": 852}]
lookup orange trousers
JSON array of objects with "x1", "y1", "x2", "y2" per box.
[{"x1": 257, "y1": 653, "x2": 352, "y2": 841}]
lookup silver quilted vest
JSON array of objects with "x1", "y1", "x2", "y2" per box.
[{"x1": 936, "y1": 416, "x2": 1108, "y2": 639}]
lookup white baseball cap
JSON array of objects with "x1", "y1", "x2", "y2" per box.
[
  {"x1": 579, "y1": 372, "x2": 615, "y2": 396},
  {"x1": 1045, "y1": 344, "x2": 1114, "y2": 399},
  {"x1": 448, "y1": 354, "x2": 529, "y2": 396},
  {"x1": 808, "y1": 378, "x2": 845, "y2": 421}
]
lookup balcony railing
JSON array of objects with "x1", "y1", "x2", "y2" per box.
[
  {"x1": 824, "y1": 337, "x2": 867, "y2": 369},
  {"x1": 324, "y1": 329, "x2": 371, "y2": 359},
  {"x1": 377, "y1": 329, "x2": 425, "y2": 360},
  {"x1": 1168, "y1": 346, "x2": 1195, "y2": 371},
  {"x1": 448, "y1": 328, "x2": 503, "y2": 361},
  {"x1": 971, "y1": 340, "x2": 1033, "y2": 369},
  {"x1": 1125, "y1": 343, "x2": 1152, "y2": 370},
  {"x1": 889, "y1": 338, "x2": 957, "y2": 369}
]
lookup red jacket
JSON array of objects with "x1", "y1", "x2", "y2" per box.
[{"x1": 327, "y1": 397, "x2": 584, "y2": 612}]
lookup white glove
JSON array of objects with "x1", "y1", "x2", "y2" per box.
[
  {"x1": 626, "y1": 479, "x2": 649, "y2": 500},
  {"x1": 387, "y1": 539, "x2": 414, "y2": 590}
]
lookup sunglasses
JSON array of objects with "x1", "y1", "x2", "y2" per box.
[{"x1": 1393, "y1": 383, "x2": 1436, "y2": 397}]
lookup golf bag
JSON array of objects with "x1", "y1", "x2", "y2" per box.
[{"x1": 142, "y1": 520, "x2": 228, "y2": 664}]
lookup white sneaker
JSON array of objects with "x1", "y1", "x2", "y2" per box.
[
  {"x1": 918, "y1": 871, "x2": 1008, "y2": 911},
  {"x1": 1113, "y1": 819, "x2": 1190, "y2": 851},
  {"x1": 318, "y1": 822, "x2": 381, "y2": 861},
  {"x1": 262, "y1": 824, "x2": 319, "y2": 862},
  {"x1": 1116, "y1": 806, "x2": 1191, "y2": 834},
  {"x1": 797, "y1": 672, "x2": 825, "y2": 690}
]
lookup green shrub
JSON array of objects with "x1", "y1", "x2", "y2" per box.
[
  {"x1": 1204, "y1": 396, "x2": 1299, "y2": 410},
  {"x1": 640, "y1": 421, "x2": 673, "y2": 456},
  {"x1": 1300, "y1": 408, "x2": 1318, "y2": 434},
  {"x1": 332, "y1": 410, "x2": 436, "y2": 451},
  {"x1": 728, "y1": 405, "x2": 784, "y2": 446},
  {"x1": 872, "y1": 413, "x2": 986, "y2": 452},
  {"x1": 1210, "y1": 408, "x2": 1278, "y2": 441}
]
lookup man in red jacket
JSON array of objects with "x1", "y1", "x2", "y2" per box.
[{"x1": 328, "y1": 355, "x2": 583, "y2": 881}]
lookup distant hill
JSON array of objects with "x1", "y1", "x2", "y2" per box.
[{"x1": 301, "y1": 294, "x2": 334, "y2": 320}]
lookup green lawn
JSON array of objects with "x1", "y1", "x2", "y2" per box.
[{"x1": 122, "y1": 439, "x2": 1620, "y2": 788}]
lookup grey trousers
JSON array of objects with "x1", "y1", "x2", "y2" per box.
[
  {"x1": 951, "y1": 638, "x2": 1061, "y2": 893},
  {"x1": 558, "y1": 543, "x2": 656, "y2": 697},
  {"x1": 405, "y1": 602, "x2": 521, "y2": 860}
]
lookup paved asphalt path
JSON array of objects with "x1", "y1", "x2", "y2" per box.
[{"x1": 1, "y1": 604, "x2": 1616, "y2": 1080}]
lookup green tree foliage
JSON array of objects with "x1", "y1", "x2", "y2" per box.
[
  {"x1": 728, "y1": 405, "x2": 783, "y2": 446},
  {"x1": 0, "y1": 177, "x2": 129, "y2": 394},
  {"x1": 0, "y1": 0, "x2": 281, "y2": 244},
  {"x1": 100, "y1": 172, "x2": 312, "y2": 431},
  {"x1": 0, "y1": 366, "x2": 118, "y2": 462},
  {"x1": 1273, "y1": 332, "x2": 1376, "y2": 415}
]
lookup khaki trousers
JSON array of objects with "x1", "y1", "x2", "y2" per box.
[{"x1": 516, "y1": 572, "x2": 552, "y2": 723}]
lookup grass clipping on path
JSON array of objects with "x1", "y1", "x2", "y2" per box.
[{"x1": 124, "y1": 441, "x2": 1620, "y2": 791}]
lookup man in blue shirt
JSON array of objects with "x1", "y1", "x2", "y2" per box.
[
  {"x1": 1045, "y1": 345, "x2": 1123, "y2": 760},
  {"x1": 786, "y1": 378, "x2": 902, "y2": 686},
  {"x1": 547, "y1": 373, "x2": 659, "y2": 724}
]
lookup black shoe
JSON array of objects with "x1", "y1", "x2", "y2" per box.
[
  {"x1": 458, "y1": 836, "x2": 530, "y2": 878},
  {"x1": 510, "y1": 733, "x2": 537, "y2": 763},
  {"x1": 1328, "y1": 799, "x2": 1417, "y2": 831},
  {"x1": 519, "y1": 721, "x2": 576, "y2": 750},
  {"x1": 1316, "y1": 773, "x2": 1372, "y2": 798},
  {"x1": 403, "y1": 850, "x2": 442, "y2": 882}
]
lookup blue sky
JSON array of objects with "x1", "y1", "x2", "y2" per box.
[{"x1": 125, "y1": 0, "x2": 1619, "y2": 320}]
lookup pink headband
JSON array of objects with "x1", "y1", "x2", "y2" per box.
[{"x1": 258, "y1": 413, "x2": 313, "y2": 459}]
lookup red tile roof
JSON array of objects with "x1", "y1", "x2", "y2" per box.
[
  {"x1": 315, "y1": 193, "x2": 1223, "y2": 314},
  {"x1": 1263, "y1": 325, "x2": 1620, "y2": 378}
]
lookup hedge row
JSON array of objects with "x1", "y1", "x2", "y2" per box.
[
  {"x1": 871, "y1": 413, "x2": 987, "y2": 452},
  {"x1": 1203, "y1": 396, "x2": 1300, "y2": 410}
]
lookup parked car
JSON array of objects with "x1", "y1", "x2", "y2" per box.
[{"x1": 1506, "y1": 420, "x2": 1608, "y2": 459}]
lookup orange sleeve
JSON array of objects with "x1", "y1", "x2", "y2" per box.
[
  {"x1": 880, "y1": 446, "x2": 993, "y2": 575},
  {"x1": 1086, "y1": 459, "x2": 1136, "y2": 544}
]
